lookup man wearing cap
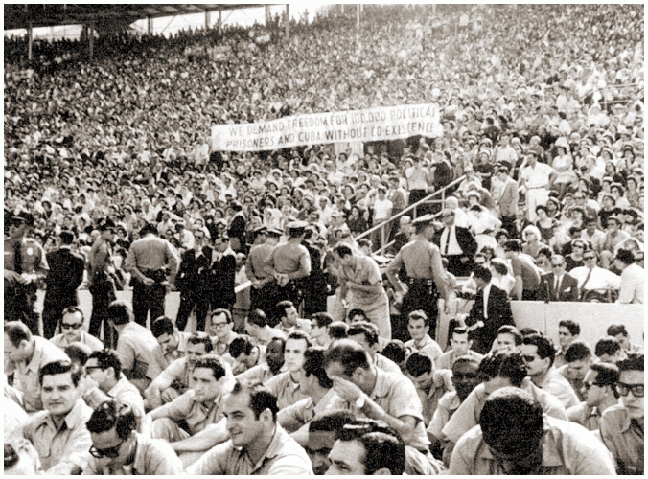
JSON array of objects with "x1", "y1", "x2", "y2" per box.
[
  {"x1": 124, "y1": 223, "x2": 179, "y2": 327},
  {"x1": 494, "y1": 165, "x2": 520, "y2": 239},
  {"x1": 5, "y1": 212, "x2": 49, "y2": 334},
  {"x1": 519, "y1": 149, "x2": 557, "y2": 222},
  {"x1": 88, "y1": 217, "x2": 118, "y2": 346},
  {"x1": 246, "y1": 227, "x2": 282, "y2": 314},
  {"x1": 42, "y1": 230, "x2": 85, "y2": 339},
  {"x1": 437, "y1": 208, "x2": 477, "y2": 277},
  {"x1": 386, "y1": 215, "x2": 450, "y2": 341},
  {"x1": 265, "y1": 221, "x2": 312, "y2": 320}
]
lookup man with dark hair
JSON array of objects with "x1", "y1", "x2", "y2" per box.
[
  {"x1": 326, "y1": 419, "x2": 406, "y2": 475},
  {"x1": 5, "y1": 211, "x2": 48, "y2": 334},
  {"x1": 348, "y1": 321, "x2": 402, "y2": 374},
  {"x1": 84, "y1": 399, "x2": 182, "y2": 474},
  {"x1": 124, "y1": 222, "x2": 179, "y2": 326},
  {"x1": 238, "y1": 335, "x2": 286, "y2": 384},
  {"x1": 20, "y1": 360, "x2": 92, "y2": 474},
  {"x1": 42, "y1": 229, "x2": 84, "y2": 339},
  {"x1": 503, "y1": 239, "x2": 541, "y2": 300},
  {"x1": 494, "y1": 325, "x2": 522, "y2": 353},
  {"x1": 150, "y1": 316, "x2": 191, "y2": 370},
  {"x1": 266, "y1": 330, "x2": 311, "y2": 409},
  {"x1": 520, "y1": 333, "x2": 579, "y2": 408},
  {"x1": 4, "y1": 321, "x2": 69, "y2": 412},
  {"x1": 405, "y1": 310, "x2": 443, "y2": 361},
  {"x1": 246, "y1": 226, "x2": 282, "y2": 313},
  {"x1": 450, "y1": 387, "x2": 615, "y2": 474},
  {"x1": 568, "y1": 362, "x2": 620, "y2": 432},
  {"x1": 274, "y1": 299, "x2": 312, "y2": 335},
  {"x1": 333, "y1": 243, "x2": 391, "y2": 340},
  {"x1": 277, "y1": 348, "x2": 335, "y2": 433},
  {"x1": 539, "y1": 254, "x2": 579, "y2": 301},
  {"x1": 187, "y1": 380, "x2": 312, "y2": 474},
  {"x1": 88, "y1": 217, "x2": 118, "y2": 344},
  {"x1": 557, "y1": 340, "x2": 592, "y2": 402},
  {"x1": 614, "y1": 248, "x2": 643, "y2": 304},
  {"x1": 108, "y1": 300, "x2": 165, "y2": 395},
  {"x1": 600, "y1": 354, "x2": 644, "y2": 474},
  {"x1": 554, "y1": 319, "x2": 581, "y2": 368},
  {"x1": 310, "y1": 312, "x2": 334, "y2": 348},
  {"x1": 385, "y1": 214, "x2": 450, "y2": 341},
  {"x1": 465, "y1": 265, "x2": 514, "y2": 354},
  {"x1": 607, "y1": 323, "x2": 643, "y2": 354},
  {"x1": 244, "y1": 308, "x2": 275, "y2": 347},
  {"x1": 149, "y1": 354, "x2": 229, "y2": 464},
  {"x1": 146, "y1": 332, "x2": 214, "y2": 409},
  {"x1": 210, "y1": 308, "x2": 239, "y2": 356},
  {"x1": 442, "y1": 352, "x2": 567, "y2": 450},
  {"x1": 595, "y1": 336, "x2": 626, "y2": 363},
  {"x1": 50, "y1": 306, "x2": 104, "y2": 352},
  {"x1": 436, "y1": 327, "x2": 484, "y2": 371},
  {"x1": 437, "y1": 208, "x2": 478, "y2": 277},
  {"x1": 405, "y1": 352, "x2": 446, "y2": 424},
  {"x1": 81, "y1": 350, "x2": 146, "y2": 433},
  {"x1": 323, "y1": 339, "x2": 429, "y2": 451}
]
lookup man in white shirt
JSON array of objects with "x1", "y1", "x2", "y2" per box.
[
  {"x1": 519, "y1": 149, "x2": 557, "y2": 222},
  {"x1": 614, "y1": 248, "x2": 644, "y2": 304},
  {"x1": 370, "y1": 186, "x2": 393, "y2": 251},
  {"x1": 569, "y1": 250, "x2": 620, "y2": 298}
]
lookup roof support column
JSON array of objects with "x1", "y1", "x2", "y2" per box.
[
  {"x1": 88, "y1": 22, "x2": 94, "y2": 60},
  {"x1": 28, "y1": 22, "x2": 33, "y2": 61},
  {"x1": 218, "y1": 10, "x2": 222, "y2": 33},
  {"x1": 205, "y1": 11, "x2": 210, "y2": 29},
  {"x1": 266, "y1": 5, "x2": 271, "y2": 25},
  {"x1": 285, "y1": 4, "x2": 289, "y2": 38},
  {"x1": 148, "y1": 16, "x2": 153, "y2": 34}
]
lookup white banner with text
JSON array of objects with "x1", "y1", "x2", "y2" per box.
[{"x1": 211, "y1": 103, "x2": 442, "y2": 151}]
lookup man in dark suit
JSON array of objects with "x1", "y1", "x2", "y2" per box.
[
  {"x1": 465, "y1": 266, "x2": 515, "y2": 354},
  {"x1": 174, "y1": 228, "x2": 213, "y2": 333},
  {"x1": 436, "y1": 208, "x2": 478, "y2": 277},
  {"x1": 42, "y1": 230, "x2": 85, "y2": 339},
  {"x1": 207, "y1": 235, "x2": 237, "y2": 327},
  {"x1": 227, "y1": 201, "x2": 246, "y2": 253},
  {"x1": 539, "y1": 254, "x2": 579, "y2": 302}
]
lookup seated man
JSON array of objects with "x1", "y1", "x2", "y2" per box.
[
  {"x1": 309, "y1": 312, "x2": 335, "y2": 348},
  {"x1": 209, "y1": 308, "x2": 239, "y2": 356},
  {"x1": 405, "y1": 352, "x2": 448, "y2": 425},
  {"x1": 607, "y1": 323, "x2": 643, "y2": 354},
  {"x1": 237, "y1": 336, "x2": 286, "y2": 384},
  {"x1": 226, "y1": 334, "x2": 266, "y2": 375},
  {"x1": 4, "y1": 321, "x2": 69, "y2": 413},
  {"x1": 404, "y1": 310, "x2": 443, "y2": 362},
  {"x1": 326, "y1": 420, "x2": 406, "y2": 475},
  {"x1": 4, "y1": 439, "x2": 42, "y2": 475},
  {"x1": 595, "y1": 336, "x2": 627, "y2": 363},
  {"x1": 81, "y1": 350, "x2": 147, "y2": 433},
  {"x1": 567, "y1": 361, "x2": 620, "y2": 432},
  {"x1": 84, "y1": 399, "x2": 182, "y2": 474},
  {"x1": 520, "y1": 333, "x2": 580, "y2": 409},
  {"x1": 49, "y1": 306, "x2": 103, "y2": 352},
  {"x1": 186, "y1": 380, "x2": 313, "y2": 475},
  {"x1": 273, "y1": 300, "x2": 312, "y2": 335},
  {"x1": 266, "y1": 330, "x2": 311, "y2": 410},
  {"x1": 323, "y1": 339, "x2": 429, "y2": 451},
  {"x1": 146, "y1": 332, "x2": 214, "y2": 409},
  {"x1": 427, "y1": 356, "x2": 481, "y2": 460},
  {"x1": 150, "y1": 315, "x2": 191, "y2": 370},
  {"x1": 21, "y1": 360, "x2": 92, "y2": 474},
  {"x1": 348, "y1": 321, "x2": 402, "y2": 375},
  {"x1": 436, "y1": 327, "x2": 484, "y2": 371},
  {"x1": 538, "y1": 254, "x2": 579, "y2": 301},
  {"x1": 600, "y1": 353, "x2": 644, "y2": 475},
  {"x1": 554, "y1": 319, "x2": 580, "y2": 368},
  {"x1": 244, "y1": 308, "x2": 276, "y2": 347},
  {"x1": 556, "y1": 340, "x2": 592, "y2": 402},
  {"x1": 450, "y1": 387, "x2": 615, "y2": 474},
  {"x1": 493, "y1": 325, "x2": 522, "y2": 353}
]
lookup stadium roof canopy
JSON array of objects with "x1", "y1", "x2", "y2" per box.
[{"x1": 5, "y1": 4, "x2": 266, "y2": 32}]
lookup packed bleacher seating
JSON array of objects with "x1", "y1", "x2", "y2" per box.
[{"x1": 4, "y1": 4, "x2": 644, "y2": 475}]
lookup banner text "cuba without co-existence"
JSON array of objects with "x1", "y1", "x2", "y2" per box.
[{"x1": 211, "y1": 103, "x2": 441, "y2": 151}]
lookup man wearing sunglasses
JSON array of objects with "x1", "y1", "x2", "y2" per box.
[
  {"x1": 50, "y1": 307, "x2": 104, "y2": 353},
  {"x1": 539, "y1": 254, "x2": 579, "y2": 302},
  {"x1": 84, "y1": 399, "x2": 182, "y2": 475},
  {"x1": 569, "y1": 250, "x2": 621, "y2": 299},
  {"x1": 567, "y1": 361, "x2": 620, "y2": 432},
  {"x1": 600, "y1": 353, "x2": 644, "y2": 475}
]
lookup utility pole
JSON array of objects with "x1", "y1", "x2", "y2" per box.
[
  {"x1": 357, "y1": 4, "x2": 360, "y2": 30},
  {"x1": 285, "y1": 4, "x2": 290, "y2": 38}
]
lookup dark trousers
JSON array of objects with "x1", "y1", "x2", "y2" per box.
[
  {"x1": 408, "y1": 189, "x2": 430, "y2": 217},
  {"x1": 257, "y1": 282, "x2": 302, "y2": 326},
  {"x1": 445, "y1": 255, "x2": 474, "y2": 277},
  {"x1": 89, "y1": 279, "x2": 117, "y2": 348},
  {"x1": 5, "y1": 284, "x2": 39, "y2": 335},
  {"x1": 132, "y1": 281, "x2": 166, "y2": 327},
  {"x1": 42, "y1": 293, "x2": 77, "y2": 339},
  {"x1": 501, "y1": 215, "x2": 518, "y2": 239},
  {"x1": 175, "y1": 292, "x2": 211, "y2": 332},
  {"x1": 399, "y1": 281, "x2": 439, "y2": 341},
  {"x1": 522, "y1": 289, "x2": 539, "y2": 301}
]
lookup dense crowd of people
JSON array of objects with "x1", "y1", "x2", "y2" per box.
[{"x1": 4, "y1": 3, "x2": 644, "y2": 475}]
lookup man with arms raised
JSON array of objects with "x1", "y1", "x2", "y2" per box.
[{"x1": 186, "y1": 380, "x2": 312, "y2": 474}]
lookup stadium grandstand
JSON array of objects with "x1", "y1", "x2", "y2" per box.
[{"x1": 4, "y1": 3, "x2": 644, "y2": 476}]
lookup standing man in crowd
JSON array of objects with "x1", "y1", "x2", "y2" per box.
[
  {"x1": 246, "y1": 227, "x2": 282, "y2": 313},
  {"x1": 494, "y1": 164, "x2": 520, "y2": 239},
  {"x1": 437, "y1": 208, "x2": 477, "y2": 277},
  {"x1": 386, "y1": 214, "x2": 449, "y2": 341},
  {"x1": 42, "y1": 230, "x2": 84, "y2": 339},
  {"x1": 5, "y1": 212, "x2": 48, "y2": 335},
  {"x1": 124, "y1": 222, "x2": 179, "y2": 327},
  {"x1": 88, "y1": 217, "x2": 118, "y2": 346},
  {"x1": 519, "y1": 148, "x2": 557, "y2": 222},
  {"x1": 504, "y1": 239, "x2": 541, "y2": 300},
  {"x1": 333, "y1": 243, "x2": 391, "y2": 340}
]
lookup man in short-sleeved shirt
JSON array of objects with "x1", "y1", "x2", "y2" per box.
[
  {"x1": 50, "y1": 307, "x2": 104, "y2": 353},
  {"x1": 504, "y1": 240, "x2": 541, "y2": 300}
]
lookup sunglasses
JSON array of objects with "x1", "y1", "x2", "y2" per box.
[
  {"x1": 616, "y1": 383, "x2": 644, "y2": 398},
  {"x1": 89, "y1": 440, "x2": 125, "y2": 459},
  {"x1": 551, "y1": 263, "x2": 564, "y2": 268},
  {"x1": 583, "y1": 255, "x2": 596, "y2": 260},
  {"x1": 522, "y1": 355, "x2": 538, "y2": 363},
  {"x1": 61, "y1": 323, "x2": 83, "y2": 330}
]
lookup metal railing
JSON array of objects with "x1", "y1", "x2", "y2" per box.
[{"x1": 356, "y1": 175, "x2": 466, "y2": 256}]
